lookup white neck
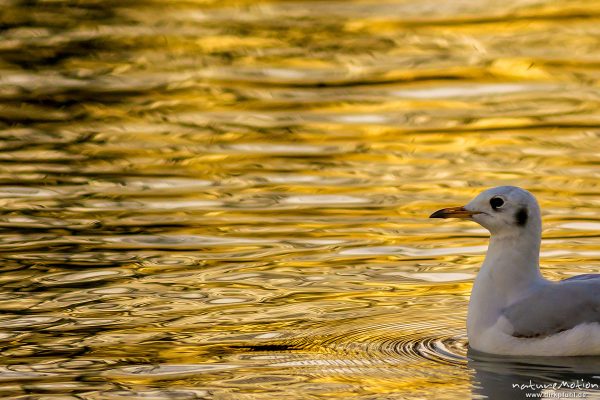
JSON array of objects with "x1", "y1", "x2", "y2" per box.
[{"x1": 467, "y1": 222, "x2": 546, "y2": 335}]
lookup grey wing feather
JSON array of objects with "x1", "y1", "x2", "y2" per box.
[
  {"x1": 562, "y1": 274, "x2": 600, "y2": 282},
  {"x1": 502, "y1": 277, "x2": 600, "y2": 338}
]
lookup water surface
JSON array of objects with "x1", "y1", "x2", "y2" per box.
[{"x1": 1, "y1": 0, "x2": 600, "y2": 398}]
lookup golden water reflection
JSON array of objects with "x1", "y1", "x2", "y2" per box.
[{"x1": 1, "y1": 0, "x2": 600, "y2": 398}]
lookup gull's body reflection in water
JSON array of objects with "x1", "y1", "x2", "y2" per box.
[{"x1": 469, "y1": 349, "x2": 600, "y2": 399}]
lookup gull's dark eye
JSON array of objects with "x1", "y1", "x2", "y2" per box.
[{"x1": 490, "y1": 197, "x2": 504, "y2": 210}]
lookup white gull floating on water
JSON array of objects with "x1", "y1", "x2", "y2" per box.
[{"x1": 430, "y1": 186, "x2": 600, "y2": 356}]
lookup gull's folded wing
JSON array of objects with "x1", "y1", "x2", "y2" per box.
[{"x1": 502, "y1": 276, "x2": 600, "y2": 338}]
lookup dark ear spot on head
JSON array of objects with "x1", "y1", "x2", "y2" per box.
[{"x1": 515, "y1": 208, "x2": 528, "y2": 226}]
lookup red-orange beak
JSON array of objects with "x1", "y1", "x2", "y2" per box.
[{"x1": 429, "y1": 206, "x2": 478, "y2": 219}]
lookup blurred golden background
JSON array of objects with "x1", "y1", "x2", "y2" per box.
[{"x1": 0, "y1": 0, "x2": 599, "y2": 398}]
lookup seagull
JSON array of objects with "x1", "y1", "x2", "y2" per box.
[{"x1": 430, "y1": 186, "x2": 600, "y2": 356}]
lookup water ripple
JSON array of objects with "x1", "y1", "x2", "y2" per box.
[{"x1": 1, "y1": 0, "x2": 600, "y2": 398}]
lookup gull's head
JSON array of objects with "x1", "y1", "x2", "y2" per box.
[{"x1": 430, "y1": 186, "x2": 541, "y2": 236}]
